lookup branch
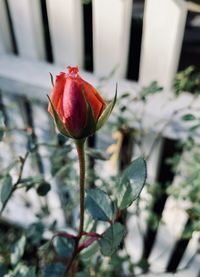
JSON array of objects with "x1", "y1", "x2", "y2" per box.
[{"x1": 0, "y1": 151, "x2": 29, "y2": 216}]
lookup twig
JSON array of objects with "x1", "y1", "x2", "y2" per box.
[{"x1": 0, "y1": 151, "x2": 29, "y2": 216}]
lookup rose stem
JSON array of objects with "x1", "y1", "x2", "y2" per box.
[
  {"x1": 63, "y1": 139, "x2": 86, "y2": 277},
  {"x1": 75, "y1": 139, "x2": 86, "y2": 238}
]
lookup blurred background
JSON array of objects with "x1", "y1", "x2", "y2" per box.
[{"x1": 0, "y1": 0, "x2": 200, "y2": 276}]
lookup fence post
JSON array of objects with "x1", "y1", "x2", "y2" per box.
[
  {"x1": 0, "y1": 0, "x2": 13, "y2": 54},
  {"x1": 93, "y1": 0, "x2": 133, "y2": 78},
  {"x1": 46, "y1": 0, "x2": 84, "y2": 67},
  {"x1": 139, "y1": 0, "x2": 187, "y2": 90}
]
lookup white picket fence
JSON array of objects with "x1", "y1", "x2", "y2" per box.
[{"x1": 0, "y1": 0, "x2": 200, "y2": 276}]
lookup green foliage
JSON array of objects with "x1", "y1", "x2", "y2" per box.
[
  {"x1": 0, "y1": 112, "x2": 5, "y2": 141},
  {"x1": 117, "y1": 157, "x2": 146, "y2": 209},
  {"x1": 53, "y1": 236, "x2": 75, "y2": 258},
  {"x1": 98, "y1": 223, "x2": 125, "y2": 256},
  {"x1": 174, "y1": 66, "x2": 200, "y2": 95},
  {"x1": 85, "y1": 188, "x2": 114, "y2": 222},
  {"x1": 1, "y1": 174, "x2": 12, "y2": 206},
  {"x1": 140, "y1": 81, "x2": 163, "y2": 100},
  {"x1": 26, "y1": 222, "x2": 44, "y2": 245},
  {"x1": 43, "y1": 263, "x2": 65, "y2": 277},
  {"x1": 0, "y1": 263, "x2": 8, "y2": 276},
  {"x1": 11, "y1": 235, "x2": 26, "y2": 266},
  {"x1": 181, "y1": 114, "x2": 197, "y2": 121}
]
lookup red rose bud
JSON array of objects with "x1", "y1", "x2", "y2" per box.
[{"x1": 48, "y1": 66, "x2": 117, "y2": 140}]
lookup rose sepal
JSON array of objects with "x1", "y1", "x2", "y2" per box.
[
  {"x1": 96, "y1": 84, "x2": 117, "y2": 130},
  {"x1": 47, "y1": 95, "x2": 73, "y2": 138},
  {"x1": 79, "y1": 90, "x2": 97, "y2": 139}
]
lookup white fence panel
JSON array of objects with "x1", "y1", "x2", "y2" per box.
[
  {"x1": 0, "y1": 0, "x2": 13, "y2": 54},
  {"x1": 7, "y1": 0, "x2": 45, "y2": 59},
  {"x1": 93, "y1": 0, "x2": 132, "y2": 78},
  {"x1": 46, "y1": 0, "x2": 84, "y2": 67},
  {"x1": 139, "y1": 0, "x2": 187, "y2": 90}
]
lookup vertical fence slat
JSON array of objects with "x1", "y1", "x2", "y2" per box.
[
  {"x1": 93, "y1": 0, "x2": 132, "y2": 78},
  {"x1": 149, "y1": 198, "x2": 188, "y2": 272},
  {"x1": 7, "y1": 0, "x2": 45, "y2": 59},
  {"x1": 0, "y1": 0, "x2": 13, "y2": 54},
  {"x1": 46, "y1": 0, "x2": 84, "y2": 67},
  {"x1": 139, "y1": 0, "x2": 187, "y2": 90}
]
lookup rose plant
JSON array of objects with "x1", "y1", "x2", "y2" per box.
[
  {"x1": 46, "y1": 66, "x2": 147, "y2": 276},
  {"x1": 0, "y1": 66, "x2": 146, "y2": 277}
]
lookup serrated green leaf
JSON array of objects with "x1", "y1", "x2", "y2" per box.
[
  {"x1": 98, "y1": 223, "x2": 125, "y2": 256},
  {"x1": 96, "y1": 86, "x2": 117, "y2": 130},
  {"x1": 36, "y1": 182, "x2": 51, "y2": 196},
  {"x1": 11, "y1": 235, "x2": 26, "y2": 266},
  {"x1": 182, "y1": 114, "x2": 196, "y2": 121},
  {"x1": 1, "y1": 174, "x2": 12, "y2": 204},
  {"x1": 118, "y1": 157, "x2": 146, "y2": 209},
  {"x1": 53, "y1": 236, "x2": 75, "y2": 257},
  {"x1": 85, "y1": 188, "x2": 114, "y2": 222}
]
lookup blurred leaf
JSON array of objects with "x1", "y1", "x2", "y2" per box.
[
  {"x1": 190, "y1": 124, "x2": 200, "y2": 131},
  {"x1": 80, "y1": 241, "x2": 99, "y2": 262},
  {"x1": 39, "y1": 241, "x2": 51, "y2": 253},
  {"x1": 86, "y1": 148, "x2": 109, "y2": 161},
  {"x1": 119, "y1": 92, "x2": 130, "y2": 99},
  {"x1": 36, "y1": 182, "x2": 51, "y2": 196},
  {"x1": 8, "y1": 264, "x2": 32, "y2": 277},
  {"x1": 85, "y1": 188, "x2": 114, "y2": 222},
  {"x1": 53, "y1": 236, "x2": 75, "y2": 258},
  {"x1": 1, "y1": 174, "x2": 12, "y2": 205},
  {"x1": 174, "y1": 66, "x2": 200, "y2": 95},
  {"x1": 0, "y1": 112, "x2": 5, "y2": 141},
  {"x1": 181, "y1": 114, "x2": 196, "y2": 121},
  {"x1": 137, "y1": 258, "x2": 150, "y2": 272},
  {"x1": 117, "y1": 157, "x2": 146, "y2": 209},
  {"x1": 11, "y1": 235, "x2": 26, "y2": 266},
  {"x1": 98, "y1": 223, "x2": 125, "y2": 256},
  {"x1": 0, "y1": 263, "x2": 8, "y2": 276},
  {"x1": 19, "y1": 175, "x2": 44, "y2": 191},
  {"x1": 23, "y1": 267, "x2": 36, "y2": 277},
  {"x1": 43, "y1": 263, "x2": 65, "y2": 277},
  {"x1": 26, "y1": 222, "x2": 44, "y2": 245},
  {"x1": 140, "y1": 81, "x2": 163, "y2": 100}
]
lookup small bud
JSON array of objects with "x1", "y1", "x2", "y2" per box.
[{"x1": 48, "y1": 66, "x2": 116, "y2": 140}]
